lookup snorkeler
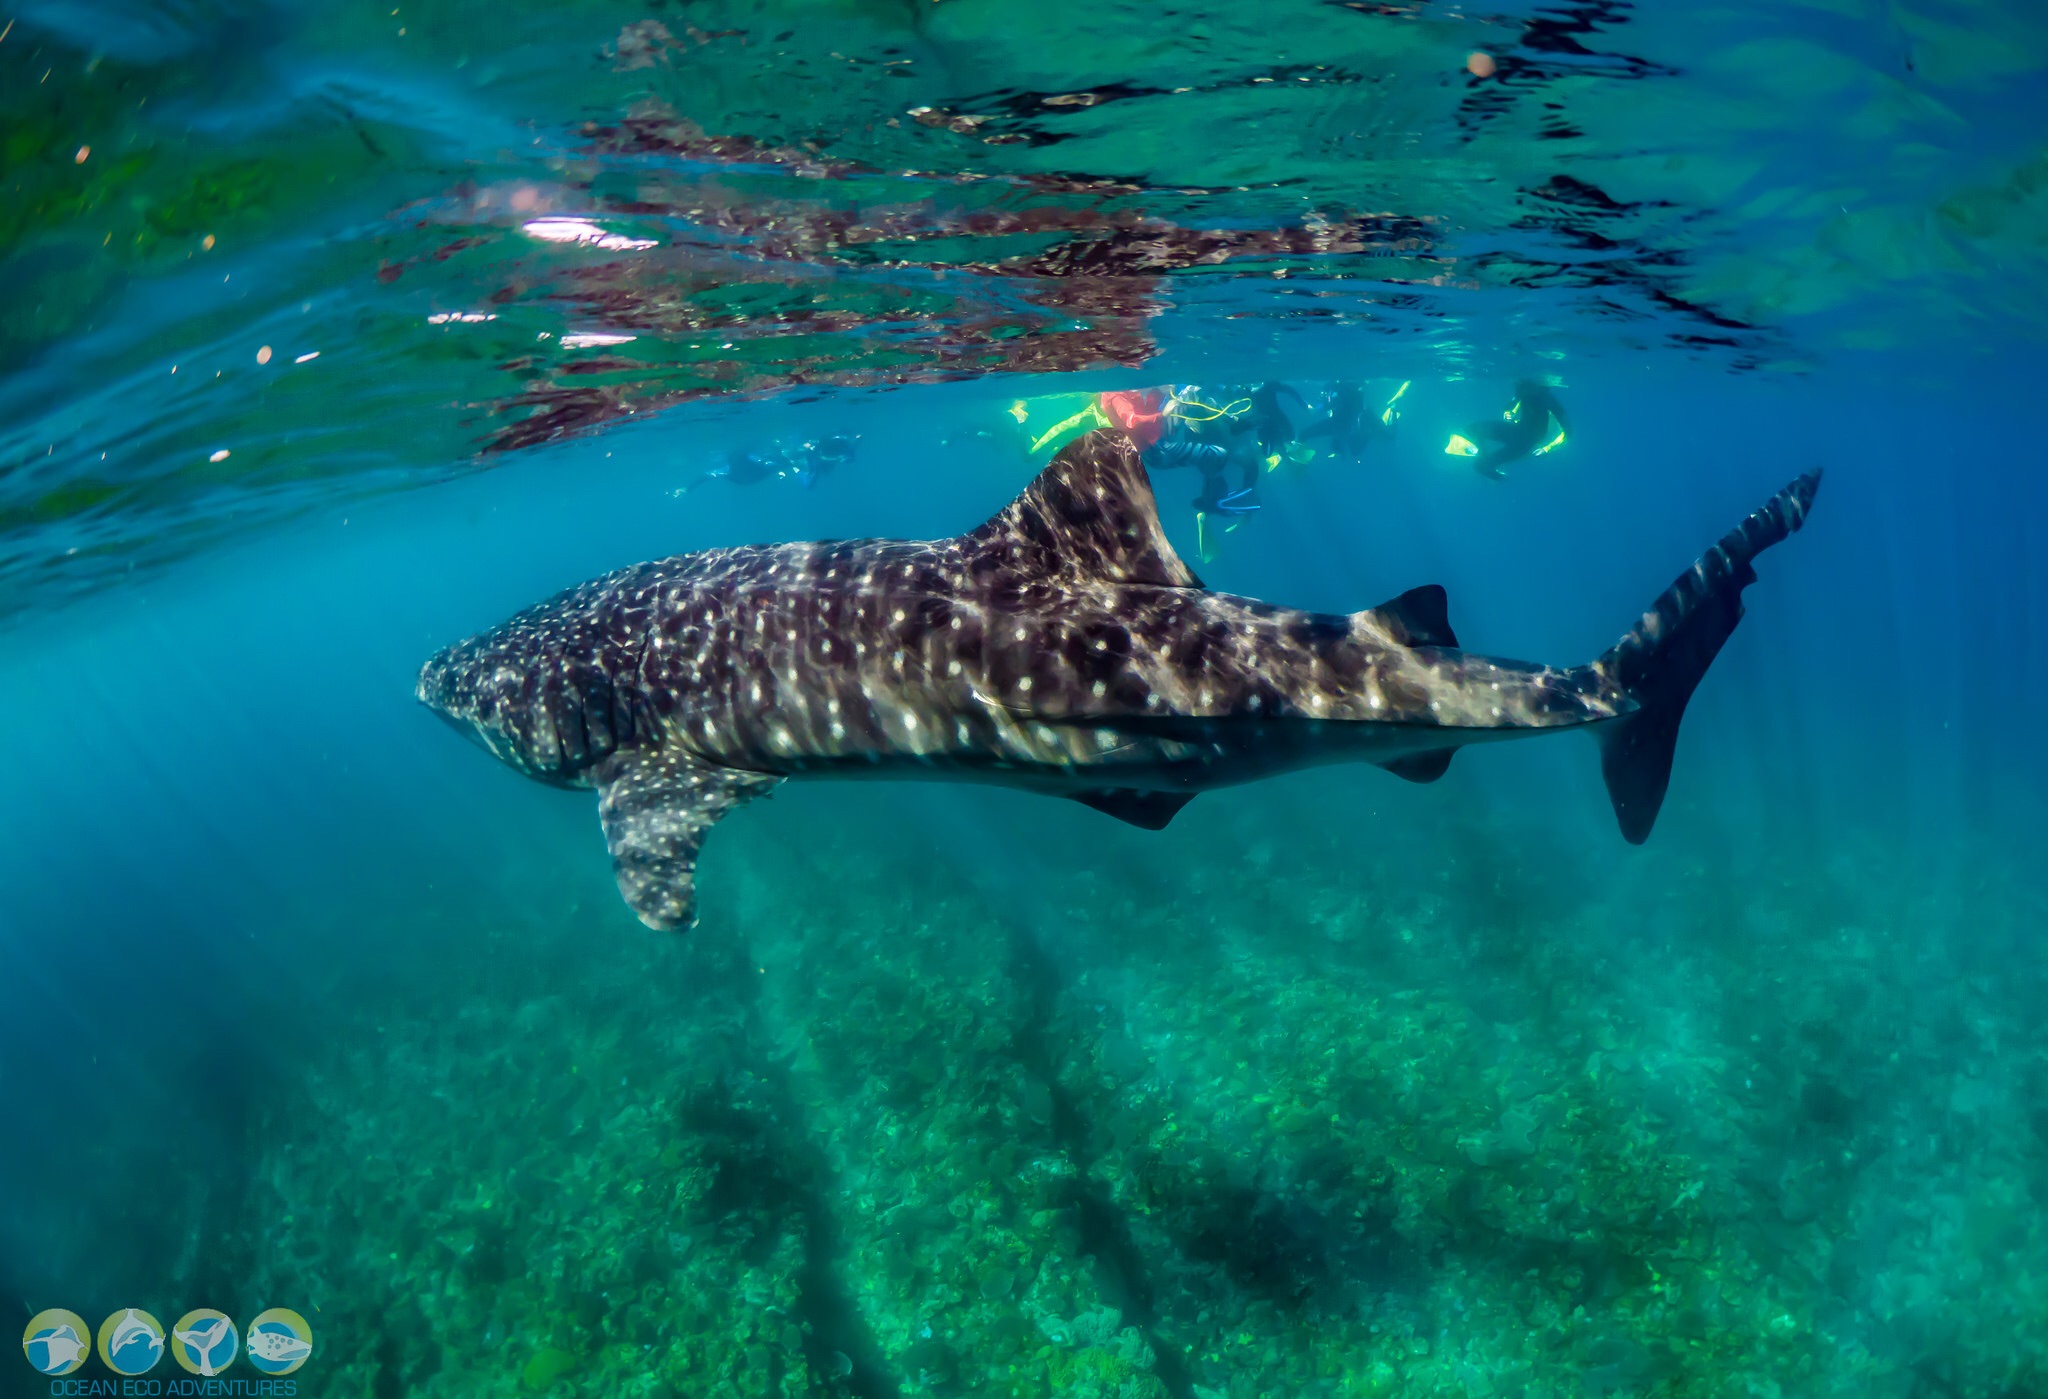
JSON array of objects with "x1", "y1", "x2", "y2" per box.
[
  {"x1": 1006, "y1": 382, "x2": 1323, "y2": 560},
  {"x1": 1299, "y1": 380, "x2": 1408, "y2": 464},
  {"x1": 1141, "y1": 385, "x2": 1271, "y2": 561},
  {"x1": 1247, "y1": 382, "x2": 1315, "y2": 464},
  {"x1": 1445, "y1": 379, "x2": 1570, "y2": 480},
  {"x1": 793, "y1": 434, "x2": 858, "y2": 489},
  {"x1": 675, "y1": 434, "x2": 858, "y2": 494}
]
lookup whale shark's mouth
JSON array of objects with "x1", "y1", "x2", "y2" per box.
[{"x1": 418, "y1": 651, "x2": 509, "y2": 759}]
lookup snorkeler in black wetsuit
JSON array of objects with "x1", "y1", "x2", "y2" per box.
[
  {"x1": 1139, "y1": 385, "x2": 1270, "y2": 560},
  {"x1": 677, "y1": 434, "x2": 859, "y2": 494},
  {"x1": 1247, "y1": 382, "x2": 1314, "y2": 465},
  {"x1": 793, "y1": 435, "x2": 858, "y2": 489},
  {"x1": 1446, "y1": 379, "x2": 1570, "y2": 480},
  {"x1": 1298, "y1": 380, "x2": 1408, "y2": 465}
]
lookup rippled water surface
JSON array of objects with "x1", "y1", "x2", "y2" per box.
[
  {"x1": 3, "y1": 3, "x2": 2047, "y2": 1397},
  {"x1": 7, "y1": 0, "x2": 2046, "y2": 611}
]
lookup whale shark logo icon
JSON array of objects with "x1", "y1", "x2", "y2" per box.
[{"x1": 245, "y1": 1309, "x2": 315, "y2": 1375}]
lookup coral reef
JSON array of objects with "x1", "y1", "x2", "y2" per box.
[{"x1": 227, "y1": 787, "x2": 2048, "y2": 1397}]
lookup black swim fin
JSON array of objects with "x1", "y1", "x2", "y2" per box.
[{"x1": 1590, "y1": 471, "x2": 1821, "y2": 843}]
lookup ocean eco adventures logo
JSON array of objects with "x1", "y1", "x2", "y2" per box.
[
  {"x1": 22, "y1": 1306, "x2": 311, "y2": 1392},
  {"x1": 22, "y1": 1311, "x2": 91, "y2": 1376},
  {"x1": 97, "y1": 1310, "x2": 165, "y2": 1375},
  {"x1": 243, "y1": 1311, "x2": 313, "y2": 1376},
  {"x1": 169, "y1": 1311, "x2": 237, "y2": 1377}
]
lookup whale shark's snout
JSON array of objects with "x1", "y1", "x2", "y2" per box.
[
  {"x1": 417, "y1": 640, "x2": 523, "y2": 768},
  {"x1": 416, "y1": 637, "x2": 574, "y2": 783}
]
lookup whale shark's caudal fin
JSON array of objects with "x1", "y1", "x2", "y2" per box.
[
  {"x1": 967, "y1": 429, "x2": 1204, "y2": 589},
  {"x1": 593, "y1": 750, "x2": 782, "y2": 931},
  {"x1": 1591, "y1": 471, "x2": 1821, "y2": 843}
]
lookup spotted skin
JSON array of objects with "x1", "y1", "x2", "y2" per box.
[{"x1": 420, "y1": 431, "x2": 1819, "y2": 929}]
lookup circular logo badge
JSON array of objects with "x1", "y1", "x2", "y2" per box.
[
  {"x1": 170, "y1": 1309, "x2": 239, "y2": 1376},
  {"x1": 98, "y1": 1308, "x2": 167, "y2": 1375},
  {"x1": 22, "y1": 1310, "x2": 91, "y2": 1376},
  {"x1": 244, "y1": 1309, "x2": 315, "y2": 1375}
]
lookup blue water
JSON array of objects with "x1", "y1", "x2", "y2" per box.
[{"x1": 5, "y1": 2, "x2": 2048, "y2": 1395}]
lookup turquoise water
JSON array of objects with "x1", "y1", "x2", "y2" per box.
[{"x1": 4, "y1": 3, "x2": 2047, "y2": 1397}]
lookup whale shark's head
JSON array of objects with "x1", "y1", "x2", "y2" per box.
[
  {"x1": 417, "y1": 636, "x2": 536, "y2": 774},
  {"x1": 417, "y1": 626, "x2": 627, "y2": 788}
]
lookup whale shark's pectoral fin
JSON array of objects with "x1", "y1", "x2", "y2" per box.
[
  {"x1": 593, "y1": 750, "x2": 781, "y2": 931},
  {"x1": 1068, "y1": 787, "x2": 1197, "y2": 830},
  {"x1": 968, "y1": 429, "x2": 1204, "y2": 589},
  {"x1": 1379, "y1": 749, "x2": 1456, "y2": 784}
]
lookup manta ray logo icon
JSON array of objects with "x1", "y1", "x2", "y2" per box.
[{"x1": 22, "y1": 1310, "x2": 91, "y2": 1376}]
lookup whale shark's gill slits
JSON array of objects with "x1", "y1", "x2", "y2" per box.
[
  {"x1": 524, "y1": 668, "x2": 565, "y2": 775},
  {"x1": 966, "y1": 430, "x2": 1203, "y2": 590},
  {"x1": 577, "y1": 664, "x2": 616, "y2": 762}
]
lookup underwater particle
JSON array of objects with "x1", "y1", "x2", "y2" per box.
[
  {"x1": 75, "y1": 145, "x2": 90, "y2": 164},
  {"x1": 1467, "y1": 51, "x2": 1497, "y2": 77},
  {"x1": 521, "y1": 1347, "x2": 578, "y2": 1390},
  {"x1": 209, "y1": 449, "x2": 230, "y2": 463},
  {"x1": 256, "y1": 345, "x2": 273, "y2": 365},
  {"x1": 202, "y1": 234, "x2": 216, "y2": 250},
  {"x1": 295, "y1": 350, "x2": 319, "y2": 363}
]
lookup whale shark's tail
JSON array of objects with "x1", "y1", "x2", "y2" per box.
[{"x1": 1590, "y1": 471, "x2": 1822, "y2": 842}]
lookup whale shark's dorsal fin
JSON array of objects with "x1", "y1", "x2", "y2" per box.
[
  {"x1": 1372, "y1": 584, "x2": 1458, "y2": 649},
  {"x1": 593, "y1": 749, "x2": 782, "y2": 931},
  {"x1": 967, "y1": 429, "x2": 1203, "y2": 589}
]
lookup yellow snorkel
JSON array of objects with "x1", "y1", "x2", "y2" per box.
[{"x1": 1168, "y1": 392, "x2": 1251, "y2": 423}]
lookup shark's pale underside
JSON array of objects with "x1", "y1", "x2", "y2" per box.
[{"x1": 420, "y1": 430, "x2": 1820, "y2": 930}]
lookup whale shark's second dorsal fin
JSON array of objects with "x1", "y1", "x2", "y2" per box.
[{"x1": 966, "y1": 429, "x2": 1203, "y2": 589}]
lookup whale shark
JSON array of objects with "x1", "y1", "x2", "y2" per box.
[
  {"x1": 245, "y1": 1326, "x2": 313, "y2": 1365},
  {"x1": 420, "y1": 429, "x2": 1819, "y2": 931}
]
